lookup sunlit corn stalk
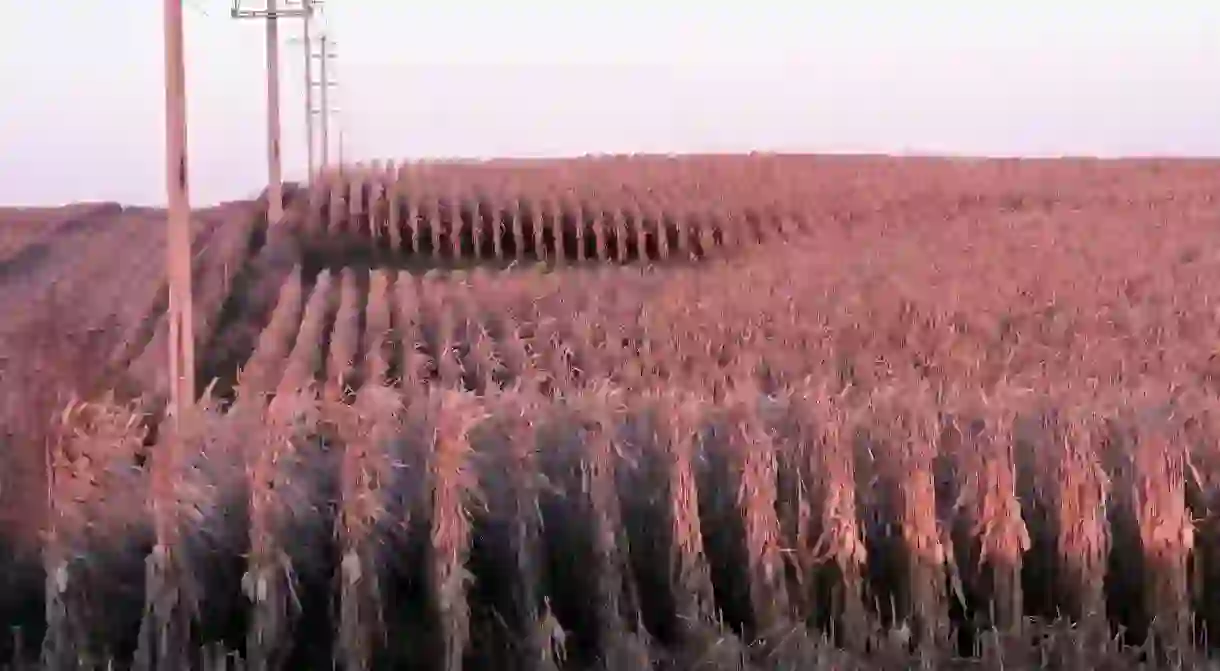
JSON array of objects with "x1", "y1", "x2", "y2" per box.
[
  {"x1": 613, "y1": 211, "x2": 629, "y2": 263},
  {"x1": 547, "y1": 201, "x2": 565, "y2": 265},
  {"x1": 590, "y1": 210, "x2": 608, "y2": 262},
  {"x1": 429, "y1": 391, "x2": 482, "y2": 671},
  {"x1": 537, "y1": 319, "x2": 575, "y2": 394},
  {"x1": 41, "y1": 404, "x2": 75, "y2": 671},
  {"x1": 570, "y1": 315, "x2": 603, "y2": 385},
  {"x1": 492, "y1": 394, "x2": 557, "y2": 669},
  {"x1": 1128, "y1": 407, "x2": 1194, "y2": 649},
  {"x1": 472, "y1": 193, "x2": 488, "y2": 262},
  {"x1": 769, "y1": 388, "x2": 820, "y2": 620},
  {"x1": 653, "y1": 208, "x2": 671, "y2": 261},
  {"x1": 654, "y1": 390, "x2": 717, "y2": 629},
  {"x1": 799, "y1": 384, "x2": 870, "y2": 648},
  {"x1": 429, "y1": 198, "x2": 443, "y2": 262},
  {"x1": 232, "y1": 265, "x2": 305, "y2": 408},
  {"x1": 501, "y1": 316, "x2": 535, "y2": 394},
  {"x1": 365, "y1": 163, "x2": 382, "y2": 242},
  {"x1": 407, "y1": 199, "x2": 422, "y2": 256},
  {"x1": 468, "y1": 318, "x2": 503, "y2": 395},
  {"x1": 577, "y1": 387, "x2": 656, "y2": 669},
  {"x1": 327, "y1": 268, "x2": 362, "y2": 400},
  {"x1": 243, "y1": 394, "x2": 318, "y2": 671},
  {"x1": 378, "y1": 161, "x2": 394, "y2": 242},
  {"x1": 964, "y1": 398, "x2": 1030, "y2": 635},
  {"x1": 451, "y1": 290, "x2": 481, "y2": 390},
  {"x1": 576, "y1": 392, "x2": 629, "y2": 646},
  {"x1": 279, "y1": 270, "x2": 334, "y2": 398},
  {"x1": 1053, "y1": 404, "x2": 1110, "y2": 625},
  {"x1": 571, "y1": 199, "x2": 586, "y2": 263},
  {"x1": 673, "y1": 211, "x2": 691, "y2": 260},
  {"x1": 635, "y1": 307, "x2": 661, "y2": 383},
  {"x1": 135, "y1": 396, "x2": 219, "y2": 671},
  {"x1": 723, "y1": 386, "x2": 790, "y2": 637},
  {"x1": 694, "y1": 212, "x2": 715, "y2": 260},
  {"x1": 530, "y1": 206, "x2": 546, "y2": 263},
  {"x1": 395, "y1": 271, "x2": 431, "y2": 392},
  {"x1": 449, "y1": 191, "x2": 466, "y2": 260},
  {"x1": 435, "y1": 305, "x2": 464, "y2": 391},
  {"x1": 334, "y1": 386, "x2": 401, "y2": 671},
  {"x1": 869, "y1": 385, "x2": 950, "y2": 648},
  {"x1": 363, "y1": 270, "x2": 394, "y2": 388},
  {"x1": 42, "y1": 396, "x2": 148, "y2": 668},
  {"x1": 245, "y1": 270, "x2": 330, "y2": 667},
  {"x1": 510, "y1": 201, "x2": 525, "y2": 263},
  {"x1": 41, "y1": 399, "x2": 111, "y2": 669},
  {"x1": 936, "y1": 385, "x2": 1024, "y2": 639},
  {"x1": 627, "y1": 208, "x2": 646, "y2": 264},
  {"x1": 385, "y1": 162, "x2": 403, "y2": 253},
  {"x1": 487, "y1": 196, "x2": 505, "y2": 262}
]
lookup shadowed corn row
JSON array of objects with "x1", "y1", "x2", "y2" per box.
[{"x1": 298, "y1": 161, "x2": 807, "y2": 269}]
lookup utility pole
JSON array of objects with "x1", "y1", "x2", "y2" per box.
[
  {"x1": 163, "y1": 0, "x2": 197, "y2": 419},
  {"x1": 302, "y1": 13, "x2": 315, "y2": 178},
  {"x1": 288, "y1": 3, "x2": 334, "y2": 180},
  {"x1": 232, "y1": 0, "x2": 312, "y2": 223},
  {"x1": 315, "y1": 33, "x2": 337, "y2": 168},
  {"x1": 266, "y1": 0, "x2": 283, "y2": 222}
]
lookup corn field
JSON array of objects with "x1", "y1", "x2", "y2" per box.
[{"x1": 2, "y1": 155, "x2": 1220, "y2": 669}]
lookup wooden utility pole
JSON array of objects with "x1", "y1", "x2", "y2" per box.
[
  {"x1": 302, "y1": 13, "x2": 316, "y2": 178},
  {"x1": 288, "y1": 2, "x2": 329, "y2": 179},
  {"x1": 163, "y1": 0, "x2": 197, "y2": 418},
  {"x1": 266, "y1": 0, "x2": 283, "y2": 223},
  {"x1": 317, "y1": 34, "x2": 334, "y2": 168},
  {"x1": 232, "y1": 0, "x2": 312, "y2": 223}
]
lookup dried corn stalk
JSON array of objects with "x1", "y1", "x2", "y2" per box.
[
  {"x1": 333, "y1": 385, "x2": 401, "y2": 670},
  {"x1": 945, "y1": 388, "x2": 1030, "y2": 634},
  {"x1": 798, "y1": 384, "x2": 869, "y2": 646},
  {"x1": 1121, "y1": 394, "x2": 1195, "y2": 650},
  {"x1": 1052, "y1": 403, "x2": 1111, "y2": 625},
  {"x1": 135, "y1": 392, "x2": 224, "y2": 671},
  {"x1": 43, "y1": 396, "x2": 148, "y2": 670},
  {"x1": 429, "y1": 391, "x2": 482, "y2": 671},
  {"x1": 866, "y1": 384, "x2": 951, "y2": 649},
  {"x1": 244, "y1": 390, "x2": 321, "y2": 671},
  {"x1": 654, "y1": 389, "x2": 717, "y2": 627}
]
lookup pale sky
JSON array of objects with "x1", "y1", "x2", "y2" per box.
[{"x1": 3, "y1": 2, "x2": 1218, "y2": 206}]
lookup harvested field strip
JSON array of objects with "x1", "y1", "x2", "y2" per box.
[
  {"x1": 195, "y1": 218, "x2": 297, "y2": 404},
  {"x1": 126, "y1": 202, "x2": 262, "y2": 398},
  {"x1": 0, "y1": 203, "x2": 124, "y2": 280},
  {"x1": 111, "y1": 214, "x2": 226, "y2": 393}
]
